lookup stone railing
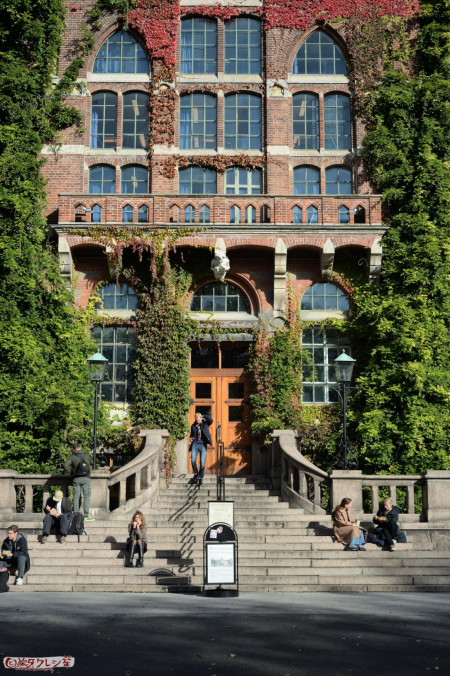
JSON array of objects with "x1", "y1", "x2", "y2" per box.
[
  {"x1": 0, "y1": 429, "x2": 169, "y2": 519},
  {"x1": 272, "y1": 430, "x2": 450, "y2": 522},
  {"x1": 271, "y1": 430, "x2": 328, "y2": 515}
]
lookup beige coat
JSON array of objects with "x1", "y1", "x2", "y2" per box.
[{"x1": 332, "y1": 506, "x2": 363, "y2": 545}]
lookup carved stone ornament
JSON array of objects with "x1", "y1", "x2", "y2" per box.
[{"x1": 211, "y1": 239, "x2": 230, "y2": 281}]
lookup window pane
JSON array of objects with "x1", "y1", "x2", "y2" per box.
[
  {"x1": 92, "y1": 325, "x2": 137, "y2": 403},
  {"x1": 195, "y1": 383, "x2": 212, "y2": 398},
  {"x1": 190, "y1": 281, "x2": 251, "y2": 313},
  {"x1": 191, "y1": 347, "x2": 219, "y2": 368},
  {"x1": 93, "y1": 31, "x2": 148, "y2": 74},
  {"x1": 301, "y1": 326, "x2": 350, "y2": 403},
  {"x1": 224, "y1": 17, "x2": 261, "y2": 75},
  {"x1": 293, "y1": 30, "x2": 347, "y2": 76}
]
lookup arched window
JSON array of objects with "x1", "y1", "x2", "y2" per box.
[
  {"x1": 138, "y1": 204, "x2": 148, "y2": 223},
  {"x1": 307, "y1": 205, "x2": 318, "y2": 224},
  {"x1": 180, "y1": 93, "x2": 217, "y2": 149},
  {"x1": 302, "y1": 327, "x2": 350, "y2": 404},
  {"x1": 179, "y1": 167, "x2": 216, "y2": 194},
  {"x1": 225, "y1": 167, "x2": 262, "y2": 194},
  {"x1": 121, "y1": 165, "x2": 148, "y2": 194},
  {"x1": 190, "y1": 281, "x2": 251, "y2": 313},
  {"x1": 324, "y1": 94, "x2": 351, "y2": 150},
  {"x1": 91, "y1": 325, "x2": 138, "y2": 404},
  {"x1": 293, "y1": 30, "x2": 348, "y2": 75},
  {"x1": 225, "y1": 17, "x2": 261, "y2": 75},
  {"x1": 184, "y1": 205, "x2": 195, "y2": 223},
  {"x1": 96, "y1": 282, "x2": 139, "y2": 311},
  {"x1": 293, "y1": 206, "x2": 302, "y2": 224},
  {"x1": 293, "y1": 93, "x2": 319, "y2": 150},
  {"x1": 93, "y1": 31, "x2": 148, "y2": 74},
  {"x1": 91, "y1": 204, "x2": 102, "y2": 223},
  {"x1": 90, "y1": 92, "x2": 117, "y2": 149},
  {"x1": 122, "y1": 92, "x2": 149, "y2": 150},
  {"x1": 230, "y1": 205, "x2": 241, "y2": 224},
  {"x1": 199, "y1": 205, "x2": 210, "y2": 223},
  {"x1": 224, "y1": 94, "x2": 262, "y2": 150},
  {"x1": 294, "y1": 166, "x2": 320, "y2": 195},
  {"x1": 354, "y1": 205, "x2": 366, "y2": 224},
  {"x1": 89, "y1": 165, "x2": 115, "y2": 194},
  {"x1": 325, "y1": 166, "x2": 352, "y2": 195},
  {"x1": 122, "y1": 204, "x2": 134, "y2": 223},
  {"x1": 338, "y1": 205, "x2": 350, "y2": 224},
  {"x1": 245, "y1": 205, "x2": 256, "y2": 224},
  {"x1": 301, "y1": 282, "x2": 350, "y2": 312},
  {"x1": 181, "y1": 18, "x2": 217, "y2": 74}
]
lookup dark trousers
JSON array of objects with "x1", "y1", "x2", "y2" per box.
[
  {"x1": 42, "y1": 513, "x2": 69, "y2": 537},
  {"x1": 378, "y1": 521, "x2": 397, "y2": 546},
  {"x1": 5, "y1": 555, "x2": 27, "y2": 578}
]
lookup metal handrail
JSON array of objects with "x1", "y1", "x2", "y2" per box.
[{"x1": 216, "y1": 422, "x2": 225, "y2": 501}]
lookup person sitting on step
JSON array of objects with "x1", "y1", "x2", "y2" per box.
[
  {"x1": 127, "y1": 511, "x2": 147, "y2": 568},
  {"x1": 41, "y1": 490, "x2": 72, "y2": 544},
  {"x1": 332, "y1": 497, "x2": 367, "y2": 551},
  {"x1": 373, "y1": 497, "x2": 400, "y2": 552},
  {"x1": 0, "y1": 525, "x2": 30, "y2": 586}
]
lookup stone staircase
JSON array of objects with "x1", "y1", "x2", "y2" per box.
[{"x1": 4, "y1": 475, "x2": 450, "y2": 592}]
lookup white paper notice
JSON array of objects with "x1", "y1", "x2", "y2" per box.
[{"x1": 206, "y1": 543, "x2": 235, "y2": 584}]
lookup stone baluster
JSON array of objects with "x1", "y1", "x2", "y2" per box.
[
  {"x1": 389, "y1": 485, "x2": 397, "y2": 504},
  {"x1": 371, "y1": 485, "x2": 379, "y2": 513},
  {"x1": 24, "y1": 484, "x2": 33, "y2": 513},
  {"x1": 406, "y1": 484, "x2": 415, "y2": 515}
]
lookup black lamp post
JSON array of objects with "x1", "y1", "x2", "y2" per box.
[
  {"x1": 87, "y1": 352, "x2": 108, "y2": 470},
  {"x1": 334, "y1": 350, "x2": 356, "y2": 470}
]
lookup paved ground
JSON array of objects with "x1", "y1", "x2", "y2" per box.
[{"x1": 1, "y1": 592, "x2": 449, "y2": 676}]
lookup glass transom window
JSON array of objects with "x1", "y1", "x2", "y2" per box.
[
  {"x1": 225, "y1": 17, "x2": 261, "y2": 75},
  {"x1": 190, "y1": 282, "x2": 251, "y2": 313},
  {"x1": 293, "y1": 30, "x2": 348, "y2": 76},
  {"x1": 93, "y1": 31, "x2": 148, "y2": 74},
  {"x1": 302, "y1": 326, "x2": 350, "y2": 403},
  {"x1": 225, "y1": 167, "x2": 262, "y2": 194},
  {"x1": 91, "y1": 326, "x2": 138, "y2": 403},
  {"x1": 181, "y1": 18, "x2": 217, "y2": 74},
  {"x1": 96, "y1": 282, "x2": 138, "y2": 311},
  {"x1": 301, "y1": 282, "x2": 350, "y2": 312}
]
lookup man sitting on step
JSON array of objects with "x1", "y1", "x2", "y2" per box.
[
  {"x1": 41, "y1": 490, "x2": 72, "y2": 544},
  {"x1": 0, "y1": 525, "x2": 30, "y2": 586}
]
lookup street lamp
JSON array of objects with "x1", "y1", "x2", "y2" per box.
[
  {"x1": 87, "y1": 352, "x2": 108, "y2": 470},
  {"x1": 334, "y1": 350, "x2": 356, "y2": 470}
]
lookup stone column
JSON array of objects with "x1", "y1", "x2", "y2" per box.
[
  {"x1": 274, "y1": 238, "x2": 287, "y2": 317},
  {"x1": 369, "y1": 238, "x2": 382, "y2": 284},
  {"x1": 58, "y1": 237, "x2": 73, "y2": 288},
  {"x1": 423, "y1": 471, "x2": 450, "y2": 521},
  {"x1": 330, "y1": 470, "x2": 364, "y2": 514},
  {"x1": 0, "y1": 470, "x2": 17, "y2": 515},
  {"x1": 321, "y1": 238, "x2": 335, "y2": 280},
  {"x1": 89, "y1": 470, "x2": 110, "y2": 516}
]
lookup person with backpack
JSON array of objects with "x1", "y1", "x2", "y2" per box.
[
  {"x1": 41, "y1": 490, "x2": 72, "y2": 544},
  {"x1": 64, "y1": 443, "x2": 95, "y2": 522}
]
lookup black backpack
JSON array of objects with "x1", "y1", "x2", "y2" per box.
[
  {"x1": 67, "y1": 512, "x2": 86, "y2": 538},
  {"x1": 74, "y1": 456, "x2": 90, "y2": 477}
]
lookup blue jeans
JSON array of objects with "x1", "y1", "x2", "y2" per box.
[
  {"x1": 349, "y1": 533, "x2": 365, "y2": 547},
  {"x1": 191, "y1": 442, "x2": 206, "y2": 479}
]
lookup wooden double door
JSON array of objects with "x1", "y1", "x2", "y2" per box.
[{"x1": 189, "y1": 370, "x2": 252, "y2": 476}]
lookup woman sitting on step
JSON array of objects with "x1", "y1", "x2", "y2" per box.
[
  {"x1": 332, "y1": 498, "x2": 366, "y2": 551},
  {"x1": 127, "y1": 511, "x2": 147, "y2": 568}
]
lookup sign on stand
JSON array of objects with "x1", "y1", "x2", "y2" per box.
[
  {"x1": 208, "y1": 501, "x2": 234, "y2": 528},
  {"x1": 203, "y1": 522, "x2": 239, "y2": 597}
]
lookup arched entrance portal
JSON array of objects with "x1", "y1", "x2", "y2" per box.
[{"x1": 189, "y1": 341, "x2": 252, "y2": 476}]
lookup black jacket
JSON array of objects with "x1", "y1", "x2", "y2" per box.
[
  {"x1": 1, "y1": 533, "x2": 31, "y2": 572},
  {"x1": 64, "y1": 450, "x2": 91, "y2": 477},
  {"x1": 374, "y1": 505, "x2": 400, "y2": 536},
  {"x1": 190, "y1": 415, "x2": 213, "y2": 447},
  {"x1": 43, "y1": 496, "x2": 72, "y2": 515}
]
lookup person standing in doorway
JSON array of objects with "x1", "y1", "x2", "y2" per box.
[
  {"x1": 64, "y1": 443, "x2": 95, "y2": 521},
  {"x1": 189, "y1": 413, "x2": 213, "y2": 487}
]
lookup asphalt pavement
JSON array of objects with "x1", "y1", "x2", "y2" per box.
[{"x1": 1, "y1": 592, "x2": 449, "y2": 675}]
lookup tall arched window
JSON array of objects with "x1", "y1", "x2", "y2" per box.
[
  {"x1": 294, "y1": 166, "x2": 320, "y2": 194},
  {"x1": 122, "y1": 92, "x2": 149, "y2": 149},
  {"x1": 190, "y1": 281, "x2": 251, "y2": 313},
  {"x1": 307, "y1": 205, "x2": 318, "y2": 223},
  {"x1": 121, "y1": 166, "x2": 148, "y2": 194},
  {"x1": 180, "y1": 93, "x2": 217, "y2": 149},
  {"x1": 122, "y1": 204, "x2": 134, "y2": 223},
  {"x1": 301, "y1": 282, "x2": 350, "y2": 312},
  {"x1": 293, "y1": 93, "x2": 319, "y2": 150},
  {"x1": 325, "y1": 166, "x2": 352, "y2": 195},
  {"x1": 90, "y1": 92, "x2": 117, "y2": 149},
  {"x1": 181, "y1": 18, "x2": 217, "y2": 74},
  {"x1": 225, "y1": 167, "x2": 262, "y2": 194},
  {"x1": 324, "y1": 94, "x2": 351, "y2": 150},
  {"x1": 93, "y1": 31, "x2": 148, "y2": 74},
  {"x1": 225, "y1": 17, "x2": 261, "y2": 75},
  {"x1": 89, "y1": 165, "x2": 115, "y2": 194},
  {"x1": 224, "y1": 94, "x2": 261, "y2": 150},
  {"x1": 293, "y1": 30, "x2": 348, "y2": 75}
]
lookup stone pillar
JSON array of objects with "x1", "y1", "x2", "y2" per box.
[
  {"x1": 273, "y1": 238, "x2": 287, "y2": 317},
  {"x1": 58, "y1": 237, "x2": 73, "y2": 288},
  {"x1": 369, "y1": 238, "x2": 382, "y2": 284},
  {"x1": 423, "y1": 471, "x2": 450, "y2": 521},
  {"x1": 0, "y1": 470, "x2": 17, "y2": 515},
  {"x1": 89, "y1": 470, "x2": 110, "y2": 516},
  {"x1": 321, "y1": 238, "x2": 335, "y2": 280},
  {"x1": 330, "y1": 470, "x2": 364, "y2": 514}
]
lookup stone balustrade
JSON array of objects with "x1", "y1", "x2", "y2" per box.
[
  {"x1": 272, "y1": 430, "x2": 450, "y2": 521},
  {"x1": 0, "y1": 429, "x2": 169, "y2": 518}
]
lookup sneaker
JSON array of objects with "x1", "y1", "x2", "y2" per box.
[
  {"x1": 198, "y1": 479, "x2": 203, "y2": 487},
  {"x1": 389, "y1": 544, "x2": 396, "y2": 551},
  {"x1": 40, "y1": 536, "x2": 48, "y2": 544},
  {"x1": 84, "y1": 515, "x2": 95, "y2": 521},
  {"x1": 60, "y1": 536, "x2": 67, "y2": 544},
  {"x1": 15, "y1": 577, "x2": 23, "y2": 586},
  {"x1": 190, "y1": 476, "x2": 198, "y2": 485},
  {"x1": 358, "y1": 546, "x2": 366, "y2": 551}
]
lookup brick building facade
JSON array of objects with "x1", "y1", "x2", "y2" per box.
[{"x1": 43, "y1": 1, "x2": 386, "y2": 474}]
